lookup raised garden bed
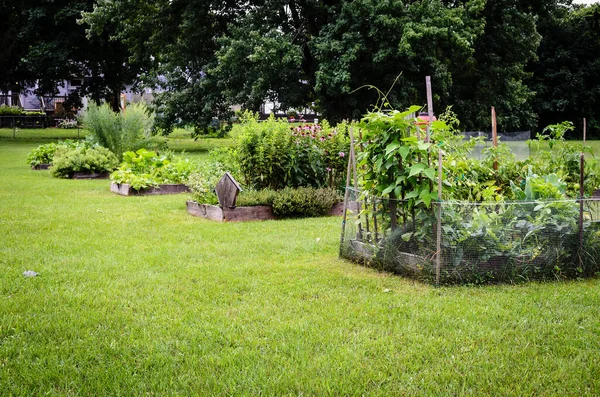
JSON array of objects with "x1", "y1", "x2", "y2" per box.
[
  {"x1": 31, "y1": 164, "x2": 51, "y2": 170},
  {"x1": 187, "y1": 200, "x2": 359, "y2": 222},
  {"x1": 73, "y1": 172, "x2": 110, "y2": 179},
  {"x1": 111, "y1": 182, "x2": 189, "y2": 196}
]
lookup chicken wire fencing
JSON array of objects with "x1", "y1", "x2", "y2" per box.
[
  {"x1": 340, "y1": 188, "x2": 600, "y2": 285},
  {"x1": 465, "y1": 131, "x2": 531, "y2": 160}
]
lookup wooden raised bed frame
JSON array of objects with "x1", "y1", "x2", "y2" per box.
[
  {"x1": 73, "y1": 172, "x2": 109, "y2": 179},
  {"x1": 186, "y1": 200, "x2": 359, "y2": 222},
  {"x1": 111, "y1": 182, "x2": 189, "y2": 196}
]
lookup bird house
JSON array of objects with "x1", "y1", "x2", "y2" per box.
[{"x1": 215, "y1": 172, "x2": 242, "y2": 208}]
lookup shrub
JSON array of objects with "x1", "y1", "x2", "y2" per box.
[
  {"x1": 50, "y1": 146, "x2": 119, "y2": 178},
  {"x1": 26, "y1": 140, "x2": 87, "y2": 167},
  {"x1": 235, "y1": 189, "x2": 278, "y2": 207},
  {"x1": 0, "y1": 105, "x2": 24, "y2": 116},
  {"x1": 233, "y1": 113, "x2": 349, "y2": 190},
  {"x1": 235, "y1": 186, "x2": 341, "y2": 218},
  {"x1": 110, "y1": 149, "x2": 197, "y2": 190},
  {"x1": 187, "y1": 162, "x2": 231, "y2": 205},
  {"x1": 83, "y1": 102, "x2": 155, "y2": 159},
  {"x1": 271, "y1": 187, "x2": 342, "y2": 218},
  {"x1": 0, "y1": 106, "x2": 45, "y2": 116}
]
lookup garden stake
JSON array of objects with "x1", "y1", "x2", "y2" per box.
[
  {"x1": 578, "y1": 118, "x2": 586, "y2": 269},
  {"x1": 358, "y1": 129, "x2": 371, "y2": 240},
  {"x1": 435, "y1": 149, "x2": 443, "y2": 286},
  {"x1": 372, "y1": 200, "x2": 379, "y2": 243},
  {"x1": 426, "y1": 76, "x2": 433, "y2": 143},
  {"x1": 339, "y1": 128, "x2": 354, "y2": 256},
  {"x1": 491, "y1": 107, "x2": 498, "y2": 171},
  {"x1": 425, "y1": 76, "x2": 434, "y2": 192},
  {"x1": 350, "y1": 127, "x2": 363, "y2": 241}
]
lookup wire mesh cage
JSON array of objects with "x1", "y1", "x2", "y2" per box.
[{"x1": 340, "y1": 188, "x2": 600, "y2": 284}]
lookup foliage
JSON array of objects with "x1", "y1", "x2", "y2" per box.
[
  {"x1": 527, "y1": 3, "x2": 600, "y2": 138},
  {"x1": 234, "y1": 115, "x2": 349, "y2": 190},
  {"x1": 187, "y1": 161, "x2": 231, "y2": 205},
  {"x1": 234, "y1": 187, "x2": 341, "y2": 219},
  {"x1": 438, "y1": 121, "x2": 600, "y2": 201},
  {"x1": 1, "y1": 0, "x2": 142, "y2": 110},
  {"x1": 50, "y1": 145, "x2": 119, "y2": 178},
  {"x1": 110, "y1": 148, "x2": 196, "y2": 190},
  {"x1": 235, "y1": 189, "x2": 278, "y2": 207},
  {"x1": 57, "y1": 119, "x2": 79, "y2": 129},
  {"x1": 357, "y1": 105, "x2": 439, "y2": 233},
  {"x1": 234, "y1": 117, "x2": 349, "y2": 190},
  {"x1": 0, "y1": 106, "x2": 45, "y2": 117},
  {"x1": 270, "y1": 187, "x2": 342, "y2": 219},
  {"x1": 84, "y1": 102, "x2": 155, "y2": 159},
  {"x1": 26, "y1": 140, "x2": 87, "y2": 167},
  {"x1": 0, "y1": 106, "x2": 25, "y2": 116},
  {"x1": 84, "y1": 0, "x2": 550, "y2": 132},
  {"x1": 348, "y1": 107, "x2": 600, "y2": 283}
]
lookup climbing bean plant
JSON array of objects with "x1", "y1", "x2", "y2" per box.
[{"x1": 357, "y1": 106, "x2": 440, "y2": 228}]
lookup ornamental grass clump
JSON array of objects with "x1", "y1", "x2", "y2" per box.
[{"x1": 83, "y1": 102, "x2": 155, "y2": 159}]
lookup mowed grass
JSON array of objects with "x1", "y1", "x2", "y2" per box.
[{"x1": 1, "y1": 140, "x2": 600, "y2": 395}]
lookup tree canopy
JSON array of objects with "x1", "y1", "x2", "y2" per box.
[
  {"x1": 3, "y1": 0, "x2": 599, "y2": 136},
  {"x1": 0, "y1": 0, "x2": 141, "y2": 110}
]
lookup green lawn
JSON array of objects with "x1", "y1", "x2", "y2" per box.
[{"x1": 1, "y1": 139, "x2": 600, "y2": 395}]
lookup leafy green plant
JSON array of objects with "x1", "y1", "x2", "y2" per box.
[
  {"x1": 357, "y1": 106, "x2": 440, "y2": 231},
  {"x1": 26, "y1": 140, "x2": 87, "y2": 167},
  {"x1": 110, "y1": 149, "x2": 196, "y2": 190},
  {"x1": 271, "y1": 187, "x2": 342, "y2": 218},
  {"x1": 235, "y1": 189, "x2": 278, "y2": 207},
  {"x1": 0, "y1": 106, "x2": 45, "y2": 116},
  {"x1": 187, "y1": 162, "x2": 231, "y2": 205},
  {"x1": 83, "y1": 102, "x2": 155, "y2": 159},
  {"x1": 0, "y1": 105, "x2": 25, "y2": 116},
  {"x1": 233, "y1": 114, "x2": 349, "y2": 190},
  {"x1": 50, "y1": 146, "x2": 119, "y2": 178}
]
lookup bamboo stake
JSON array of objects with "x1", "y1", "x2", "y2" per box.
[
  {"x1": 435, "y1": 149, "x2": 443, "y2": 286},
  {"x1": 425, "y1": 76, "x2": 434, "y2": 193},
  {"x1": 491, "y1": 106, "x2": 498, "y2": 171},
  {"x1": 426, "y1": 76, "x2": 434, "y2": 143}
]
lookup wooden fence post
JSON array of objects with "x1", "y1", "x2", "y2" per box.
[
  {"x1": 579, "y1": 118, "x2": 587, "y2": 269},
  {"x1": 491, "y1": 107, "x2": 498, "y2": 171},
  {"x1": 436, "y1": 149, "x2": 443, "y2": 286}
]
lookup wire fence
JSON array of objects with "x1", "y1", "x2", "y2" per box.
[{"x1": 340, "y1": 188, "x2": 600, "y2": 284}]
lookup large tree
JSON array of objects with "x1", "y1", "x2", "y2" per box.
[
  {"x1": 83, "y1": 0, "x2": 247, "y2": 132},
  {"x1": 83, "y1": 0, "x2": 561, "y2": 132},
  {"x1": 527, "y1": 3, "x2": 600, "y2": 138},
  {"x1": 0, "y1": 0, "x2": 140, "y2": 110}
]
